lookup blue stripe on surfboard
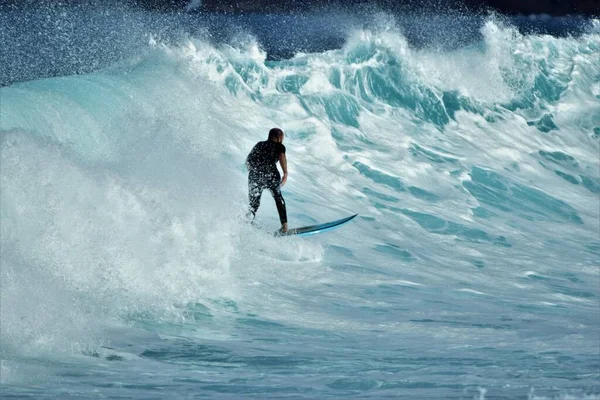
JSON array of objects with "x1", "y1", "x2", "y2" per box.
[{"x1": 284, "y1": 214, "x2": 358, "y2": 237}]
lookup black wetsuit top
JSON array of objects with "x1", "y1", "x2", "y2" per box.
[{"x1": 246, "y1": 140, "x2": 286, "y2": 178}]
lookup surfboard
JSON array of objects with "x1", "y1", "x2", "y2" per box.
[{"x1": 277, "y1": 214, "x2": 358, "y2": 237}]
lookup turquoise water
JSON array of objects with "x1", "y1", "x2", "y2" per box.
[{"x1": 1, "y1": 11, "x2": 599, "y2": 399}]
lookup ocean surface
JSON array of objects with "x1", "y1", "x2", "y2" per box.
[{"x1": 1, "y1": 6, "x2": 599, "y2": 399}]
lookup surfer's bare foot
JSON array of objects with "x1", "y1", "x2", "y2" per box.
[{"x1": 280, "y1": 223, "x2": 288, "y2": 233}]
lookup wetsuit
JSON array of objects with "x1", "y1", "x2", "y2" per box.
[{"x1": 246, "y1": 140, "x2": 287, "y2": 224}]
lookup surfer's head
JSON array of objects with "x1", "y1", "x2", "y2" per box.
[{"x1": 268, "y1": 128, "x2": 284, "y2": 143}]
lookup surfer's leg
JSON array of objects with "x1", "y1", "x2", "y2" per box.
[
  {"x1": 248, "y1": 179, "x2": 263, "y2": 219},
  {"x1": 269, "y1": 185, "x2": 288, "y2": 227}
]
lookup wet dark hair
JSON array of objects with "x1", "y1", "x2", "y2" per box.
[{"x1": 268, "y1": 128, "x2": 284, "y2": 141}]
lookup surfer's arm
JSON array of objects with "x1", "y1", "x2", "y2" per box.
[{"x1": 278, "y1": 152, "x2": 288, "y2": 186}]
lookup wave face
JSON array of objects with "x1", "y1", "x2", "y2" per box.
[{"x1": 1, "y1": 12, "x2": 599, "y2": 399}]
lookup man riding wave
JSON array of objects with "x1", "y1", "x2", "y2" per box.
[{"x1": 246, "y1": 128, "x2": 288, "y2": 233}]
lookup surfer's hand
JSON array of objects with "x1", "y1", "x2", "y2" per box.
[{"x1": 281, "y1": 173, "x2": 288, "y2": 187}]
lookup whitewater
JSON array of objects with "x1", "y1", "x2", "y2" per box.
[{"x1": 1, "y1": 8, "x2": 599, "y2": 399}]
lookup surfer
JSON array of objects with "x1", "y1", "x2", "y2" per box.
[{"x1": 246, "y1": 128, "x2": 288, "y2": 233}]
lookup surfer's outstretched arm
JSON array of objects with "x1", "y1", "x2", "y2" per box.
[{"x1": 279, "y1": 152, "x2": 288, "y2": 187}]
